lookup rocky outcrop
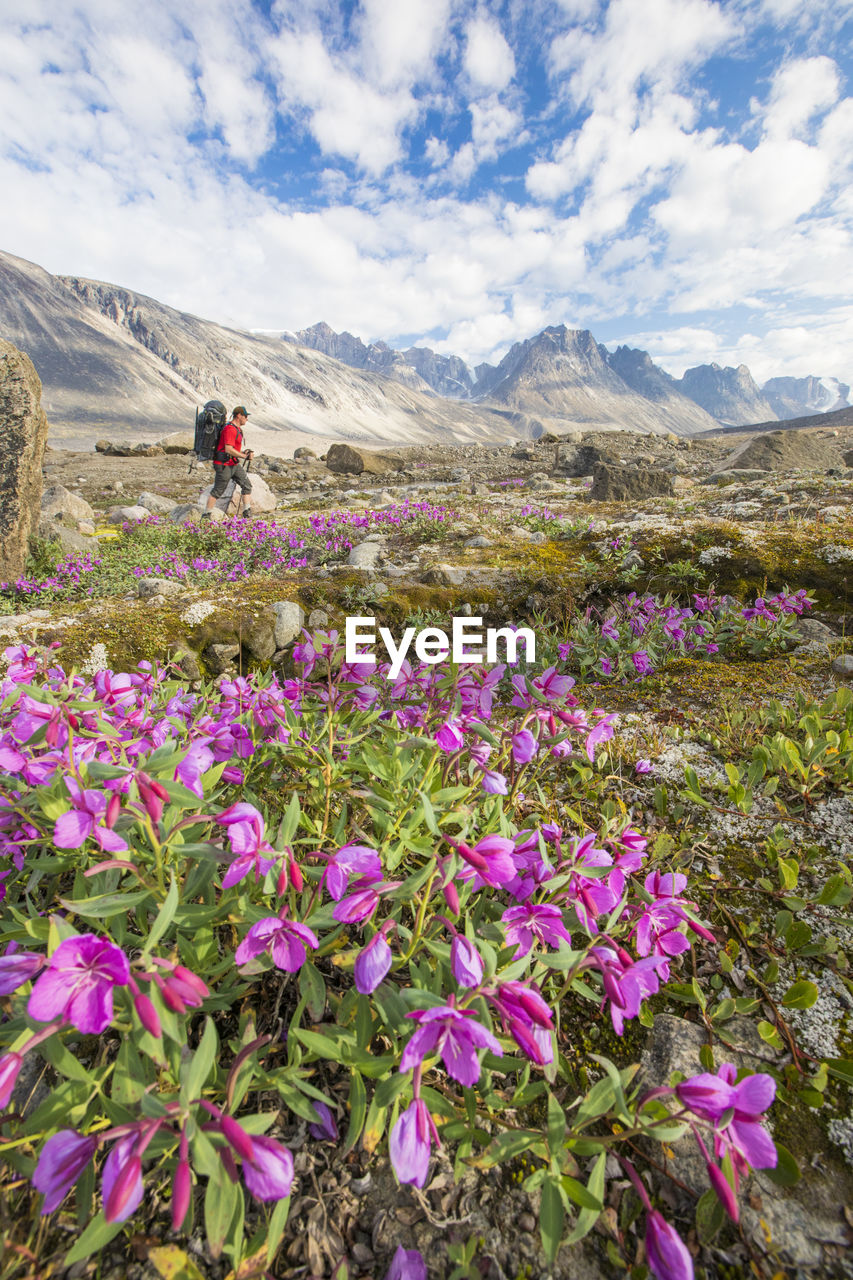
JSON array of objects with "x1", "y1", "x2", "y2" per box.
[
  {"x1": 718, "y1": 430, "x2": 845, "y2": 473},
  {"x1": 676, "y1": 363, "x2": 776, "y2": 425},
  {"x1": 0, "y1": 341, "x2": 49, "y2": 583},
  {"x1": 589, "y1": 464, "x2": 675, "y2": 501}
]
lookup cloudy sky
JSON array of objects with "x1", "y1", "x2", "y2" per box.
[{"x1": 2, "y1": 0, "x2": 853, "y2": 385}]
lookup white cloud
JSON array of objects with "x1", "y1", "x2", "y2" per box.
[
  {"x1": 463, "y1": 15, "x2": 516, "y2": 91},
  {"x1": 761, "y1": 56, "x2": 840, "y2": 139}
]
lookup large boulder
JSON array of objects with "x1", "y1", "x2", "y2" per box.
[
  {"x1": 197, "y1": 471, "x2": 277, "y2": 515},
  {"x1": 0, "y1": 341, "x2": 49, "y2": 583},
  {"x1": 325, "y1": 443, "x2": 403, "y2": 475},
  {"x1": 553, "y1": 443, "x2": 614, "y2": 476},
  {"x1": 41, "y1": 484, "x2": 94, "y2": 523},
  {"x1": 157, "y1": 431, "x2": 196, "y2": 454},
  {"x1": 589, "y1": 464, "x2": 674, "y2": 501}
]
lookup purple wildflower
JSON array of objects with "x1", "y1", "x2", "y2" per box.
[
  {"x1": 502, "y1": 902, "x2": 573, "y2": 958},
  {"x1": 354, "y1": 931, "x2": 393, "y2": 993},
  {"x1": 235, "y1": 915, "x2": 318, "y2": 972},
  {"x1": 241, "y1": 1135, "x2": 294, "y2": 1202},
  {"x1": 400, "y1": 1003, "x2": 502, "y2": 1086},
  {"x1": 645, "y1": 1210, "x2": 694, "y2": 1280},
  {"x1": 451, "y1": 935, "x2": 484, "y2": 988},
  {"x1": 308, "y1": 1101, "x2": 339, "y2": 1141},
  {"x1": 385, "y1": 1245, "x2": 428, "y2": 1280},
  {"x1": 28, "y1": 934, "x2": 130, "y2": 1034},
  {"x1": 389, "y1": 1098, "x2": 439, "y2": 1187},
  {"x1": 32, "y1": 1130, "x2": 98, "y2": 1213}
]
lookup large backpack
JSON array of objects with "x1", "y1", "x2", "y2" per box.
[{"x1": 193, "y1": 400, "x2": 227, "y2": 462}]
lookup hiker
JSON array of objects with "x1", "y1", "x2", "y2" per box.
[{"x1": 204, "y1": 405, "x2": 254, "y2": 519}]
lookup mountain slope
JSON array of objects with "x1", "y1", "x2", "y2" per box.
[
  {"x1": 675, "y1": 363, "x2": 776, "y2": 426},
  {"x1": 470, "y1": 327, "x2": 719, "y2": 437},
  {"x1": 0, "y1": 251, "x2": 520, "y2": 451}
]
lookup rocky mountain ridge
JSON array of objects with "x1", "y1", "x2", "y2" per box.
[{"x1": 292, "y1": 324, "x2": 851, "y2": 428}]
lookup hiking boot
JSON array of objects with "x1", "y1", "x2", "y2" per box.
[
  {"x1": 240, "y1": 508, "x2": 253, "y2": 520},
  {"x1": 200, "y1": 511, "x2": 212, "y2": 521}
]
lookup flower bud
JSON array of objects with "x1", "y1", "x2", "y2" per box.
[
  {"x1": 289, "y1": 857, "x2": 303, "y2": 892},
  {"x1": 0, "y1": 1052, "x2": 23, "y2": 1109},
  {"x1": 171, "y1": 1159, "x2": 192, "y2": 1230},
  {"x1": 134, "y1": 992, "x2": 161, "y2": 1039},
  {"x1": 104, "y1": 793, "x2": 121, "y2": 829},
  {"x1": 221, "y1": 1116, "x2": 255, "y2": 1161},
  {"x1": 443, "y1": 881, "x2": 460, "y2": 915},
  {"x1": 104, "y1": 1153, "x2": 143, "y2": 1222},
  {"x1": 707, "y1": 1162, "x2": 739, "y2": 1222}
]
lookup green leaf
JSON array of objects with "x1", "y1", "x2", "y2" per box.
[
  {"x1": 182, "y1": 1016, "x2": 218, "y2": 1102},
  {"x1": 763, "y1": 1143, "x2": 800, "y2": 1186},
  {"x1": 39, "y1": 1034, "x2": 96, "y2": 1085},
  {"x1": 298, "y1": 963, "x2": 326, "y2": 1022},
  {"x1": 564, "y1": 1151, "x2": 605, "y2": 1245},
  {"x1": 547, "y1": 1092, "x2": 565, "y2": 1156},
  {"x1": 266, "y1": 1196, "x2": 291, "y2": 1266},
  {"x1": 148, "y1": 1246, "x2": 207, "y2": 1280},
  {"x1": 58, "y1": 889, "x2": 153, "y2": 919},
  {"x1": 826, "y1": 1059, "x2": 853, "y2": 1087},
  {"x1": 142, "y1": 874, "x2": 180, "y2": 955},
  {"x1": 342, "y1": 1071, "x2": 367, "y2": 1158},
  {"x1": 540, "y1": 1177, "x2": 565, "y2": 1265},
  {"x1": 781, "y1": 980, "x2": 818, "y2": 1010},
  {"x1": 204, "y1": 1161, "x2": 240, "y2": 1259},
  {"x1": 695, "y1": 1188, "x2": 725, "y2": 1245},
  {"x1": 63, "y1": 1212, "x2": 124, "y2": 1266}
]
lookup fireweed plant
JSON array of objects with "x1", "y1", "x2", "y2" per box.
[
  {"x1": 0, "y1": 501, "x2": 456, "y2": 606},
  {"x1": 0, "y1": 636, "x2": 787, "y2": 1279},
  {"x1": 538, "y1": 588, "x2": 814, "y2": 683}
]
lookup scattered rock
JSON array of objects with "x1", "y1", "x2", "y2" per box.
[
  {"x1": 293, "y1": 447, "x2": 316, "y2": 460},
  {"x1": 137, "y1": 491, "x2": 177, "y2": 514},
  {"x1": 41, "y1": 484, "x2": 94, "y2": 524},
  {"x1": 465, "y1": 535, "x2": 493, "y2": 548},
  {"x1": 36, "y1": 516, "x2": 94, "y2": 552},
  {"x1": 107, "y1": 505, "x2": 151, "y2": 524},
  {"x1": 205, "y1": 642, "x2": 240, "y2": 674},
  {"x1": 137, "y1": 577, "x2": 185, "y2": 600},
  {"x1": 308, "y1": 608, "x2": 329, "y2": 629},
  {"x1": 420, "y1": 564, "x2": 466, "y2": 586},
  {"x1": 272, "y1": 601, "x2": 306, "y2": 648},
  {"x1": 167, "y1": 504, "x2": 202, "y2": 525},
  {"x1": 348, "y1": 542, "x2": 383, "y2": 569},
  {"x1": 831, "y1": 654, "x2": 853, "y2": 677}
]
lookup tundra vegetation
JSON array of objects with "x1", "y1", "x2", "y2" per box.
[{"x1": 0, "y1": 455, "x2": 851, "y2": 1280}]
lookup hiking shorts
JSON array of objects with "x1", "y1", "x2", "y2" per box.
[{"x1": 212, "y1": 463, "x2": 252, "y2": 499}]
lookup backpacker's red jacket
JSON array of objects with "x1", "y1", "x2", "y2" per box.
[{"x1": 213, "y1": 421, "x2": 243, "y2": 466}]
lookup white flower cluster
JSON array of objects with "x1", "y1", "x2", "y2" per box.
[
  {"x1": 181, "y1": 601, "x2": 216, "y2": 626},
  {"x1": 81, "y1": 643, "x2": 110, "y2": 674},
  {"x1": 822, "y1": 545, "x2": 853, "y2": 564},
  {"x1": 698, "y1": 545, "x2": 731, "y2": 565}
]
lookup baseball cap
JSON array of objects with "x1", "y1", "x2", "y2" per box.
[{"x1": 232, "y1": 405, "x2": 250, "y2": 418}]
